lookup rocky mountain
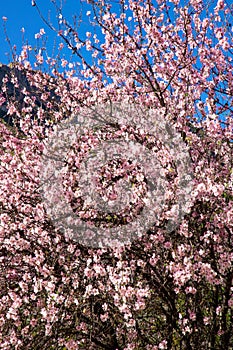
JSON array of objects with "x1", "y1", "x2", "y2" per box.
[{"x1": 0, "y1": 63, "x2": 59, "y2": 131}]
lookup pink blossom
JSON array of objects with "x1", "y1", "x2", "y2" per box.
[
  {"x1": 0, "y1": 94, "x2": 6, "y2": 106},
  {"x1": 158, "y1": 340, "x2": 167, "y2": 349},
  {"x1": 0, "y1": 1, "x2": 232, "y2": 348}
]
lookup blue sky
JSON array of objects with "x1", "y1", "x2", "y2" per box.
[{"x1": 0, "y1": 0, "x2": 91, "y2": 65}]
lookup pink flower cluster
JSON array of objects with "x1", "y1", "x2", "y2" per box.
[{"x1": 0, "y1": 0, "x2": 232, "y2": 348}]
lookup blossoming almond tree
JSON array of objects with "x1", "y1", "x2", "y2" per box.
[{"x1": 0, "y1": 0, "x2": 232, "y2": 349}]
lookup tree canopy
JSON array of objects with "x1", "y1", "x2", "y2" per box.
[{"x1": 0, "y1": 0, "x2": 232, "y2": 349}]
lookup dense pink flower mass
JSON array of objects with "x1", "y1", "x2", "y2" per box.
[{"x1": 0, "y1": 0, "x2": 232, "y2": 349}]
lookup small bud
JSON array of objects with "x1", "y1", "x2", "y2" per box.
[{"x1": 31, "y1": 0, "x2": 36, "y2": 6}]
